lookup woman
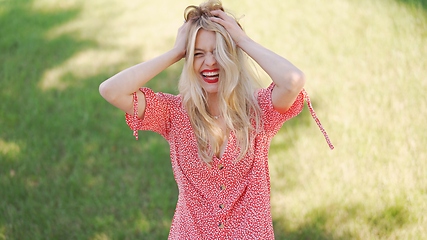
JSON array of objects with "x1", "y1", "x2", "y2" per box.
[{"x1": 99, "y1": 0, "x2": 333, "y2": 239}]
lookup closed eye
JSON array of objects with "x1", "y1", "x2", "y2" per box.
[{"x1": 194, "y1": 52, "x2": 204, "y2": 57}]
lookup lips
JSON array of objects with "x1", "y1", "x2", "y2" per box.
[{"x1": 201, "y1": 69, "x2": 219, "y2": 84}]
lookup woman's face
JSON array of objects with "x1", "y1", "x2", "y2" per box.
[{"x1": 193, "y1": 29, "x2": 220, "y2": 95}]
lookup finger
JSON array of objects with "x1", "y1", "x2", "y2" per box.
[
  {"x1": 210, "y1": 17, "x2": 231, "y2": 28},
  {"x1": 210, "y1": 10, "x2": 227, "y2": 19},
  {"x1": 209, "y1": 16, "x2": 223, "y2": 23}
]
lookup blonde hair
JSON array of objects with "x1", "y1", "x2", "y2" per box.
[{"x1": 178, "y1": 0, "x2": 262, "y2": 164}]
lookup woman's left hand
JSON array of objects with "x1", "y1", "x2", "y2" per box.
[{"x1": 209, "y1": 10, "x2": 248, "y2": 47}]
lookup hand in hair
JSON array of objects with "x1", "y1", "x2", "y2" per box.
[
  {"x1": 174, "y1": 21, "x2": 192, "y2": 60},
  {"x1": 209, "y1": 10, "x2": 247, "y2": 47}
]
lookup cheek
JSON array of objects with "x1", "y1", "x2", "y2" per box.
[{"x1": 193, "y1": 58, "x2": 203, "y2": 72}]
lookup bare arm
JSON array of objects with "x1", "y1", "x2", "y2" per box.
[
  {"x1": 99, "y1": 22, "x2": 189, "y2": 118},
  {"x1": 210, "y1": 10, "x2": 305, "y2": 113}
]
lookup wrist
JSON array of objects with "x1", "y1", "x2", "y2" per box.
[
  {"x1": 170, "y1": 47, "x2": 186, "y2": 62},
  {"x1": 235, "y1": 35, "x2": 252, "y2": 48}
]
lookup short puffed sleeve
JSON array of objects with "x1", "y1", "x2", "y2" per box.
[
  {"x1": 257, "y1": 83, "x2": 334, "y2": 149},
  {"x1": 125, "y1": 87, "x2": 173, "y2": 140},
  {"x1": 257, "y1": 83, "x2": 304, "y2": 135}
]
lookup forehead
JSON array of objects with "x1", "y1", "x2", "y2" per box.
[{"x1": 195, "y1": 29, "x2": 216, "y2": 50}]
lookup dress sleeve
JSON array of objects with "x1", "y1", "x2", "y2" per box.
[
  {"x1": 257, "y1": 83, "x2": 304, "y2": 135},
  {"x1": 125, "y1": 87, "x2": 171, "y2": 140},
  {"x1": 258, "y1": 83, "x2": 334, "y2": 149}
]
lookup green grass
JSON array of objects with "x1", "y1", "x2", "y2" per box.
[{"x1": 1, "y1": 0, "x2": 426, "y2": 239}]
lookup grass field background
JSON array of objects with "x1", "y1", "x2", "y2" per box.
[{"x1": 1, "y1": 0, "x2": 426, "y2": 239}]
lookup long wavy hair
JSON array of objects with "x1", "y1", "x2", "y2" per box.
[{"x1": 178, "y1": 0, "x2": 262, "y2": 164}]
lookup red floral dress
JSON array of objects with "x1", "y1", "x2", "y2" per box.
[{"x1": 125, "y1": 84, "x2": 333, "y2": 239}]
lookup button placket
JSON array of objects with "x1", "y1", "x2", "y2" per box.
[
  {"x1": 216, "y1": 160, "x2": 227, "y2": 230},
  {"x1": 217, "y1": 161, "x2": 226, "y2": 191},
  {"x1": 218, "y1": 222, "x2": 225, "y2": 229},
  {"x1": 217, "y1": 163, "x2": 224, "y2": 170}
]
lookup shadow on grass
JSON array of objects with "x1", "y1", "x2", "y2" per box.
[
  {"x1": 273, "y1": 201, "x2": 411, "y2": 240},
  {"x1": 0, "y1": 0, "x2": 177, "y2": 239},
  {"x1": 394, "y1": 0, "x2": 427, "y2": 10},
  {"x1": 393, "y1": 0, "x2": 427, "y2": 19},
  {"x1": 367, "y1": 202, "x2": 411, "y2": 237},
  {"x1": 273, "y1": 204, "x2": 356, "y2": 240}
]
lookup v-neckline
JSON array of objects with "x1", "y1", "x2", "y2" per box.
[{"x1": 216, "y1": 131, "x2": 232, "y2": 160}]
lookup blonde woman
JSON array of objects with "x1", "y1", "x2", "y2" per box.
[{"x1": 99, "y1": 0, "x2": 333, "y2": 239}]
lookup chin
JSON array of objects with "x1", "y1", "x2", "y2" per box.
[
  {"x1": 204, "y1": 87, "x2": 219, "y2": 95},
  {"x1": 201, "y1": 85, "x2": 219, "y2": 95}
]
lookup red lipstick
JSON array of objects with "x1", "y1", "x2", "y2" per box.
[{"x1": 201, "y1": 69, "x2": 219, "y2": 84}]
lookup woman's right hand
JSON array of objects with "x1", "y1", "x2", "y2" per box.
[{"x1": 173, "y1": 21, "x2": 191, "y2": 60}]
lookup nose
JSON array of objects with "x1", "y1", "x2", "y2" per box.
[{"x1": 204, "y1": 52, "x2": 217, "y2": 66}]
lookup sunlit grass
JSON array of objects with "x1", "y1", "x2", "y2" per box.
[
  {"x1": 1, "y1": 0, "x2": 426, "y2": 239},
  {"x1": 267, "y1": 0, "x2": 427, "y2": 239}
]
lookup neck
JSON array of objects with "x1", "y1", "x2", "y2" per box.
[{"x1": 206, "y1": 93, "x2": 220, "y2": 116}]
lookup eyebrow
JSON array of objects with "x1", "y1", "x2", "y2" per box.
[{"x1": 194, "y1": 48, "x2": 216, "y2": 52}]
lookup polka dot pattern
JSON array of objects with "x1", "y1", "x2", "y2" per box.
[{"x1": 125, "y1": 83, "x2": 332, "y2": 239}]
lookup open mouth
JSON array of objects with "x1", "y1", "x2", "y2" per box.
[{"x1": 201, "y1": 69, "x2": 219, "y2": 84}]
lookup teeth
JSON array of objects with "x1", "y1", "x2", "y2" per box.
[{"x1": 203, "y1": 72, "x2": 219, "y2": 77}]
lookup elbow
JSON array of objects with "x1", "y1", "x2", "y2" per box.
[
  {"x1": 99, "y1": 80, "x2": 116, "y2": 102},
  {"x1": 296, "y1": 71, "x2": 306, "y2": 90},
  {"x1": 272, "y1": 70, "x2": 305, "y2": 113},
  {"x1": 99, "y1": 81, "x2": 108, "y2": 99},
  {"x1": 287, "y1": 70, "x2": 306, "y2": 93}
]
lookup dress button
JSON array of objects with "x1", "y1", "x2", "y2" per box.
[
  {"x1": 220, "y1": 184, "x2": 226, "y2": 191},
  {"x1": 219, "y1": 204, "x2": 225, "y2": 209},
  {"x1": 218, "y1": 164, "x2": 224, "y2": 170},
  {"x1": 218, "y1": 222, "x2": 225, "y2": 229}
]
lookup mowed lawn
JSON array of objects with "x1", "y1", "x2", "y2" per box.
[{"x1": 1, "y1": 0, "x2": 426, "y2": 239}]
